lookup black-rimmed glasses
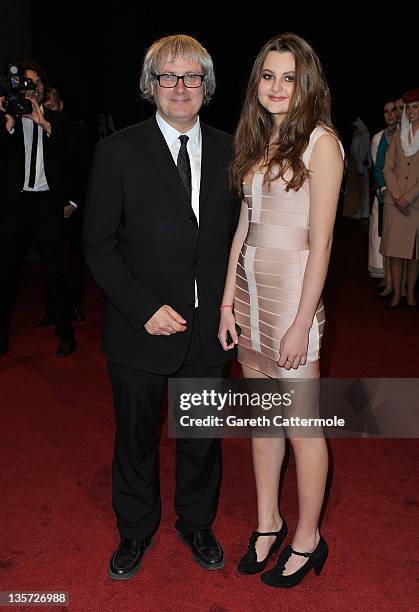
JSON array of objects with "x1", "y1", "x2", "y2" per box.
[{"x1": 152, "y1": 73, "x2": 205, "y2": 88}]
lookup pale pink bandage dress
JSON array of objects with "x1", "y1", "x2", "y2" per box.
[{"x1": 234, "y1": 127, "x2": 344, "y2": 380}]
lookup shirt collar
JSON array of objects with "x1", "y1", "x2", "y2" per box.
[{"x1": 156, "y1": 112, "x2": 201, "y2": 148}]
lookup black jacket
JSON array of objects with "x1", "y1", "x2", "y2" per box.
[
  {"x1": 0, "y1": 108, "x2": 79, "y2": 204},
  {"x1": 84, "y1": 116, "x2": 240, "y2": 374}
]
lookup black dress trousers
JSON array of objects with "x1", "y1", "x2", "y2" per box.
[
  {"x1": 0, "y1": 191, "x2": 73, "y2": 340},
  {"x1": 108, "y1": 309, "x2": 229, "y2": 539}
]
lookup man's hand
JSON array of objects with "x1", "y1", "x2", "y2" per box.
[
  {"x1": 23, "y1": 98, "x2": 51, "y2": 135},
  {"x1": 64, "y1": 204, "x2": 75, "y2": 218},
  {"x1": 0, "y1": 96, "x2": 15, "y2": 132},
  {"x1": 145, "y1": 305, "x2": 187, "y2": 336}
]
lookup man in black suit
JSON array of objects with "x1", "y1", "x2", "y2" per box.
[
  {"x1": 84, "y1": 35, "x2": 240, "y2": 580},
  {"x1": 35, "y1": 86, "x2": 91, "y2": 324},
  {"x1": 0, "y1": 61, "x2": 76, "y2": 357}
]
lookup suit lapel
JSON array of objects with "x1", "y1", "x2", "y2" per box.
[
  {"x1": 14, "y1": 117, "x2": 26, "y2": 183},
  {"x1": 143, "y1": 116, "x2": 192, "y2": 211},
  {"x1": 42, "y1": 106, "x2": 51, "y2": 144},
  {"x1": 199, "y1": 123, "x2": 220, "y2": 222}
]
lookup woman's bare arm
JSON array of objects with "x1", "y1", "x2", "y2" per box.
[
  {"x1": 278, "y1": 134, "x2": 344, "y2": 369},
  {"x1": 218, "y1": 201, "x2": 249, "y2": 350}
]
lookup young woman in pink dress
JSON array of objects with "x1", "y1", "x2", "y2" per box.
[{"x1": 219, "y1": 33, "x2": 344, "y2": 588}]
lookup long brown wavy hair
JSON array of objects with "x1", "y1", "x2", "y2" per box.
[{"x1": 230, "y1": 33, "x2": 336, "y2": 197}]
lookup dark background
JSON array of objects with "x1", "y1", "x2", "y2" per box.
[{"x1": 1, "y1": 3, "x2": 416, "y2": 141}]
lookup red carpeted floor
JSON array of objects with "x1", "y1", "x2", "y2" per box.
[{"x1": 1, "y1": 219, "x2": 418, "y2": 611}]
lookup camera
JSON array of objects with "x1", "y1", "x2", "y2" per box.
[{"x1": 0, "y1": 65, "x2": 36, "y2": 116}]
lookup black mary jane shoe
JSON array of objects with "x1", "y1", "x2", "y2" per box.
[
  {"x1": 373, "y1": 291, "x2": 393, "y2": 301},
  {"x1": 35, "y1": 313, "x2": 55, "y2": 327},
  {"x1": 56, "y1": 337, "x2": 76, "y2": 357},
  {"x1": 237, "y1": 520, "x2": 288, "y2": 575},
  {"x1": 72, "y1": 305, "x2": 86, "y2": 322},
  {"x1": 261, "y1": 537, "x2": 328, "y2": 588},
  {"x1": 178, "y1": 527, "x2": 224, "y2": 570},
  {"x1": 109, "y1": 537, "x2": 152, "y2": 580}
]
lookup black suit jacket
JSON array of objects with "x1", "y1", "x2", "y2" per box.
[
  {"x1": 84, "y1": 116, "x2": 240, "y2": 374},
  {"x1": 0, "y1": 108, "x2": 79, "y2": 205}
]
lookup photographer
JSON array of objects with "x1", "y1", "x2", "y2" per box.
[
  {"x1": 35, "y1": 85, "x2": 91, "y2": 324},
  {"x1": 0, "y1": 60, "x2": 77, "y2": 357}
]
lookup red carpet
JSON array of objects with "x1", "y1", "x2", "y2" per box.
[{"x1": 1, "y1": 219, "x2": 418, "y2": 611}]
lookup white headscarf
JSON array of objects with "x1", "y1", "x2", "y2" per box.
[{"x1": 400, "y1": 109, "x2": 419, "y2": 157}]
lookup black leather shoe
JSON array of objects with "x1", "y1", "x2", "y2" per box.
[
  {"x1": 35, "y1": 313, "x2": 54, "y2": 327},
  {"x1": 373, "y1": 292, "x2": 393, "y2": 301},
  {"x1": 178, "y1": 527, "x2": 224, "y2": 570},
  {"x1": 238, "y1": 519, "x2": 288, "y2": 575},
  {"x1": 72, "y1": 306, "x2": 86, "y2": 322},
  {"x1": 0, "y1": 336, "x2": 9, "y2": 357},
  {"x1": 261, "y1": 537, "x2": 328, "y2": 588},
  {"x1": 56, "y1": 337, "x2": 76, "y2": 357},
  {"x1": 109, "y1": 537, "x2": 152, "y2": 580}
]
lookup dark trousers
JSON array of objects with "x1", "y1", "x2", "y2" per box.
[
  {"x1": 65, "y1": 212, "x2": 85, "y2": 308},
  {"x1": 43, "y1": 212, "x2": 86, "y2": 315},
  {"x1": 108, "y1": 310, "x2": 230, "y2": 539},
  {"x1": 0, "y1": 191, "x2": 74, "y2": 340}
]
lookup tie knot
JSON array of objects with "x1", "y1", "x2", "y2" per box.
[{"x1": 179, "y1": 135, "x2": 189, "y2": 146}]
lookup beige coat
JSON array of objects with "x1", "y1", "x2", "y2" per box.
[{"x1": 380, "y1": 131, "x2": 419, "y2": 258}]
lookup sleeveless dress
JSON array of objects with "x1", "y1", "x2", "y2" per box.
[{"x1": 234, "y1": 127, "x2": 344, "y2": 379}]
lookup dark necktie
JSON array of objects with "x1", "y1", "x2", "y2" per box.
[
  {"x1": 28, "y1": 121, "x2": 38, "y2": 188},
  {"x1": 177, "y1": 135, "x2": 191, "y2": 198}
]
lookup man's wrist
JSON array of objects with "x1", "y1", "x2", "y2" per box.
[
  {"x1": 40, "y1": 120, "x2": 51, "y2": 136},
  {"x1": 4, "y1": 115, "x2": 15, "y2": 133}
]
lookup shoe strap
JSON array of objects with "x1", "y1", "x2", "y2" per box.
[
  {"x1": 253, "y1": 527, "x2": 283, "y2": 537},
  {"x1": 289, "y1": 546, "x2": 313, "y2": 558}
]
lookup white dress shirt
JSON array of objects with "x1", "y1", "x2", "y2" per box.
[
  {"x1": 8, "y1": 108, "x2": 77, "y2": 207},
  {"x1": 155, "y1": 112, "x2": 202, "y2": 306},
  {"x1": 22, "y1": 116, "x2": 49, "y2": 192}
]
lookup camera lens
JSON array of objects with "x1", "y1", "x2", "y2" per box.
[{"x1": 13, "y1": 98, "x2": 33, "y2": 115}]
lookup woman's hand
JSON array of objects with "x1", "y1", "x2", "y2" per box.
[
  {"x1": 218, "y1": 307, "x2": 239, "y2": 350},
  {"x1": 397, "y1": 195, "x2": 409, "y2": 207},
  {"x1": 395, "y1": 195, "x2": 410, "y2": 216},
  {"x1": 277, "y1": 322, "x2": 310, "y2": 370}
]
